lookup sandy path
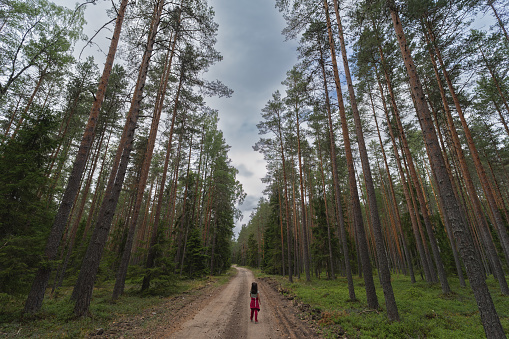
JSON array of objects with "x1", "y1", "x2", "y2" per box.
[
  {"x1": 170, "y1": 266, "x2": 276, "y2": 338},
  {"x1": 168, "y1": 266, "x2": 318, "y2": 338},
  {"x1": 95, "y1": 266, "x2": 321, "y2": 338}
]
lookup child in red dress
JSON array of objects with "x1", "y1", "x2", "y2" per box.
[{"x1": 249, "y1": 282, "x2": 260, "y2": 323}]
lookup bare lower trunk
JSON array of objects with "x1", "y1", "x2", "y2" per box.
[
  {"x1": 389, "y1": 5, "x2": 504, "y2": 337},
  {"x1": 429, "y1": 26, "x2": 509, "y2": 278},
  {"x1": 323, "y1": 0, "x2": 378, "y2": 310},
  {"x1": 375, "y1": 59, "x2": 434, "y2": 283},
  {"x1": 72, "y1": 0, "x2": 163, "y2": 316},
  {"x1": 333, "y1": 0, "x2": 399, "y2": 319},
  {"x1": 23, "y1": 0, "x2": 128, "y2": 314},
  {"x1": 370, "y1": 90, "x2": 415, "y2": 283},
  {"x1": 318, "y1": 40, "x2": 354, "y2": 297}
]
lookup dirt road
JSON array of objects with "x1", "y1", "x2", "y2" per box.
[
  {"x1": 168, "y1": 266, "x2": 320, "y2": 338},
  {"x1": 96, "y1": 266, "x2": 321, "y2": 338}
]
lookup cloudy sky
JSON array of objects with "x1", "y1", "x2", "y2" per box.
[
  {"x1": 58, "y1": 0, "x2": 298, "y2": 237},
  {"x1": 203, "y1": 0, "x2": 297, "y2": 235}
]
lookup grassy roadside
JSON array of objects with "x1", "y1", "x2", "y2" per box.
[
  {"x1": 0, "y1": 268, "x2": 236, "y2": 338},
  {"x1": 252, "y1": 269, "x2": 509, "y2": 338}
]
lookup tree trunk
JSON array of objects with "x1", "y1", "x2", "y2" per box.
[
  {"x1": 52, "y1": 129, "x2": 106, "y2": 294},
  {"x1": 370, "y1": 90, "x2": 415, "y2": 283},
  {"x1": 178, "y1": 137, "x2": 194, "y2": 276},
  {"x1": 390, "y1": 73, "x2": 449, "y2": 290},
  {"x1": 295, "y1": 98, "x2": 311, "y2": 282},
  {"x1": 318, "y1": 40, "x2": 355, "y2": 296},
  {"x1": 490, "y1": 1, "x2": 509, "y2": 42},
  {"x1": 23, "y1": 0, "x2": 128, "y2": 314},
  {"x1": 388, "y1": 5, "x2": 505, "y2": 337},
  {"x1": 323, "y1": 0, "x2": 378, "y2": 310},
  {"x1": 113, "y1": 23, "x2": 179, "y2": 299},
  {"x1": 424, "y1": 80, "x2": 467, "y2": 287},
  {"x1": 275, "y1": 102, "x2": 293, "y2": 282},
  {"x1": 141, "y1": 10, "x2": 182, "y2": 290},
  {"x1": 72, "y1": 0, "x2": 163, "y2": 316},
  {"x1": 425, "y1": 28, "x2": 508, "y2": 293},
  {"x1": 375, "y1": 58, "x2": 434, "y2": 283},
  {"x1": 11, "y1": 65, "x2": 48, "y2": 139},
  {"x1": 428, "y1": 25, "x2": 509, "y2": 274},
  {"x1": 277, "y1": 186, "x2": 286, "y2": 276},
  {"x1": 333, "y1": 0, "x2": 399, "y2": 319}
]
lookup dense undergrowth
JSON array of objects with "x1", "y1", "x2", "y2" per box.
[
  {"x1": 0, "y1": 268, "x2": 235, "y2": 338},
  {"x1": 254, "y1": 270, "x2": 509, "y2": 338}
]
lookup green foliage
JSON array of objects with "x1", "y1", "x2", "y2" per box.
[
  {"x1": 0, "y1": 234, "x2": 47, "y2": 294},
  {"x1": 184, "y1": 228, "x2": 209, "y2": 278},
  {"x1": 0, "y1": 272, "x2": 234, "y2": 337},
  {"x1": 311, "y1": 196, "x2": 340, "y2": 279},
  {"x1": 247, "y1": 233, "x2": 259, "y2": 267},
  {"x1": 0, "y1": 109, "x2": 57, "y2": 236},
  {"x1": 0, "y1": 0, "x2": 84, "y2": 97},
  {"x1": 261, "y1": 191, "x2": 284, "y2": 275},
  {"x1": 267, "y1": 273, "x2": 508, "y2": 338},
  {"x1": 0, "y1": 109, "x2": 58, "y2": 294}
]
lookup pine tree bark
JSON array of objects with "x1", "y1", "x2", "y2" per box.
[
  {"x1": 323, "y1": 0, "x2": 379, "y2": 310},
  {"x1": 370, "y1": 90, "x2": 415, "y2": 283},
  {"x1": 375, "y1": 58, "x2": 434, "y2": 283},
  {"x1": 141, "y1": 10, "x2": 182, "y2": 291},
  {"x1": 23, "y1": 0, "x2": 128, "y2": 314},
  {"x1": 277, "y1": 186, "x2": 286, "y2": 276},
  {"x1": 294, "y1": 98, "x2": 311, "y2": 282},
  {"x1": 178, "y1": 138, "x2": 194, "y2": 276},
  {"x1": 388, "y1": 72, "x2": 449, "y2": 291},
  {"x1": 489, "y1": 1, "x2": 509, "y2": 42},
  {"x1": 427, "y1": 26, "x2": 509, "y2": 272},
  {"x1": 271, "y1": 94, "x2": 293, "y2": 282},
  {"x1": 114, "y1": 23, "x2": 179, "y2": 299},
  {"x1": 72, "y1": 0, "x2": 163, "y2": 316},
  {"x1": 424, "y1": 29, "x2": 509, "y2": 294},
  {"x1": 318, "y1": 41, "x2": 355, "y2": 297},
  {"x1": 333, "y1": 0, "x2": 399, "y2": 319},
  {"x1": 316, "y1": 137, "x2": 335, "y2": 280},
  {"x1": 53, "y1": 130, "x2": 106, "y2": 293},
  {"x1": 388, "y1": 4, "x2": 505, "y2": 336}
]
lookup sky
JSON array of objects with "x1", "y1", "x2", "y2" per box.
[
  {"x1": 57, "y1": 0, "x2": 298, "y2": 237},
  {"x1": 203, "y1": 0, "x2": 298, "y2": 235}
]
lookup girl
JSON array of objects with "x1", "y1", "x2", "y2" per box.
[{"x1": 249, "y1": 282, "x2": 261, "y2": 323}]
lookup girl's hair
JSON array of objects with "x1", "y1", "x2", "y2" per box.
[{"x1": 251, "y1": 282, "x2": 258, "y2": 294}]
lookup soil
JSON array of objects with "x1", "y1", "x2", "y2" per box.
[{"x1": 91, "y1": 266, "x2": 324, "y2": 338}]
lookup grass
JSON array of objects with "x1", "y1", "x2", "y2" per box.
[
  {"x1": 0, "y1": 268, "x2": 236, "y2": 338},
  {"x1": 255, "y1": 271, "x2": 509, "y2": 338}
]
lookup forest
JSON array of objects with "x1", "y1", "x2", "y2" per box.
[
  {"x1": 0, "y1": 0, "x2": 508, "y2": 337},
  {"x1": 232, "y1": 0, "x2": 509, "y2": 337},
  {"x1": 1, "y1": 0, "x2": 244, "y2": 319}
]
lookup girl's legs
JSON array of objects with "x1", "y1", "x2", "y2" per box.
[
  {"x1": 250, "y1": 308, "x2": 254, "y2": 321},
  {"x1": 254, "y1": 309, "x2": 258, "y2": 322}
]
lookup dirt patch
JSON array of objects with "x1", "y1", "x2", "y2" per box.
[
  {"x1": 89, "y1": 278, "x2": 227, "y2": 338},
  {"x1": 258, "y1": 276, "x2": 325, "y2": 337},
  {"x1": 259, "y1": 276, "x2": 350, "y2": 338}
]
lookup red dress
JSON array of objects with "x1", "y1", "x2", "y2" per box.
[{"x1": 250, "y1": 293, "x2": 260, "y2": 311}]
